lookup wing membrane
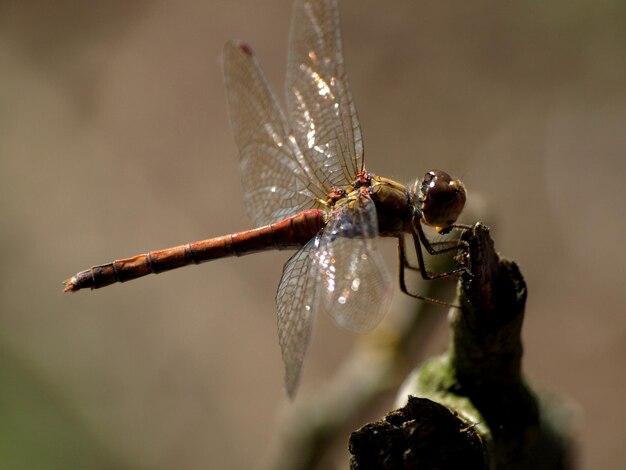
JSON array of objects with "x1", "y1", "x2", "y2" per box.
[
  {"x1": 315, "y1": 195, "x2": 392, "y2": 333},
  {"x1": 275, "y1": 196, "x2": 393, "y2": 396},
  {"x1": 224, "y1": 0, "x2": 364, "y2": 226},
  {"x1": 286, "y1": 0, "x2": 363, "y2": 192},
  {"x1": 223, "y1": 40, "x2": 327, "y2": 227},
  {"x1": 276, "y1": 238, "x2": 320, "y2": 397},
  {"x1": 226, "y1": 1, "x2": 387, "y2": 397}
]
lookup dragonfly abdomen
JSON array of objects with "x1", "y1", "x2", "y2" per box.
[{"x1": 63, "y1": 209, "x2": 325, "y2": 292}]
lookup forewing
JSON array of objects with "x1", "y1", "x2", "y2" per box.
[
  {"x1": 276, "y1": 238, "x2": 319, "y2": 397},
  {"x1": 223, "y1": 40, "x2": 326, "y2": 227},
  {"x1": 315, "y1": 195, "x2": 393, "y2": 333},
  {"x1": 286, "y1": 0, "x2": 363, "y2": 192}
]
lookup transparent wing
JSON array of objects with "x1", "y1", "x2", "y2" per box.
[
  {"x1": 223, "y1": 40, "x2": 327, "y2": 227},
  {"x1": 286, "y1": 0, "x2": 363, "y2": 192},
  {"x1": 315, "y1": 195, "x2": 393, "y2": 333},
  {"x1": 276, "y1": 237, "x2": 320, "y2": 397}
]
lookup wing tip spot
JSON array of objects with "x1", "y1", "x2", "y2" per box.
[{"x1": 237, "y1": 42, "x2": 254, "y2": 58}]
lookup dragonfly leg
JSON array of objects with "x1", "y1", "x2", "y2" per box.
[
  {"x1": 397, "y1": 236, "x2": 462, "y2": 308},
  {"x1": 412, "y1": 219, "x2": 468, "y2": 256},
  {"x1": 409, "y1": 224, "x2": 470, "y2": 281},
  {"x1": 398, "y1": 235, "x2": 421, "y2": 273},
  {"x1": 398, "y1": 237, "x2": 460, "y2": 277},
  {"x1": 401, "y1": 240, "x2": 458, "y2": 275}
]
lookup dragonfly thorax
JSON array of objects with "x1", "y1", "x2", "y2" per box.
[{"x1": 367, "y1": 175, "x2": 414, "y2": 236}]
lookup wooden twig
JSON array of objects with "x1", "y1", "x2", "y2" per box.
[{"x1": 350, "y1": 223, "x2": 574, "y2": 469}]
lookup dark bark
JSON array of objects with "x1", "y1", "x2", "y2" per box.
[
  {"x1": 349, "y1": 223, "x2": 574, "y2": 470},
  {"x1": 349, "y1": 396, "x2": 487, "y2": 470}
]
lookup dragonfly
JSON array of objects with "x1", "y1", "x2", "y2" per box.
[{"x1": 64, "y1": 0, "x2": 468, "y2": 397}]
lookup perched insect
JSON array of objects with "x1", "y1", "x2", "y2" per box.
[{"x1": 64, "y1": 0, "x2": 468, "y2": 396}]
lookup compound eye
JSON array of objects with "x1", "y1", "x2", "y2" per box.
[
  {"x1": 429, "y1": 178, "x2": 457, "y2": 203},
  {"x1": 420, "y1": 170, "x2": 466, "y2": 228}
]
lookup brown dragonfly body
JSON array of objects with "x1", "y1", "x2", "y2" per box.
[
  {"x1": 64, "y1": 209, "x2": 325, "y2": 292},
  {"x1": 64, "y1": 0, "x2": 469, "y2": 397},
  {"x1": 64, "y1": 174, "x2": 423, "y2": 292}
]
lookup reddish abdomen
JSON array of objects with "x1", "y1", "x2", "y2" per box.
[{"x1": 64, "y1": 209, "x2": 325, "y2": 292}]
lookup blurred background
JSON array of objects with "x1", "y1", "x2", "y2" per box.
[{"x1": 1, "y1": 0, "x2": 625, "y2": 468}]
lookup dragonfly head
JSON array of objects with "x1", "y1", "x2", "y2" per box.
[{"x1": 410, "y1": 170, "x2": 466, "y2": 231}]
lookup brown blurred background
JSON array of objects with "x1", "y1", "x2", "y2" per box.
[{"x1": 1, "y1": 0, "x2": 625, "y2": 468}]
